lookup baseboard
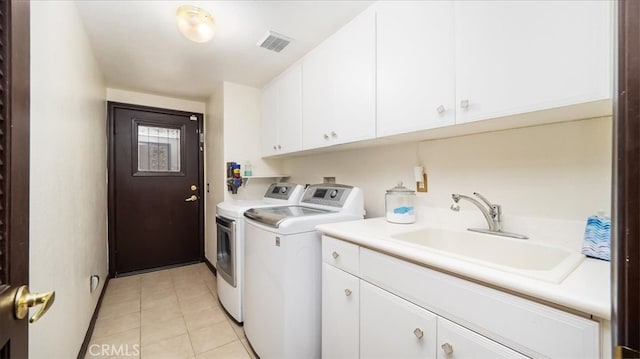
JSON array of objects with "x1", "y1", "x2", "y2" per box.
[
  {"x1": 203, "y1": 257, "x2": 217, "y2": 276},
  {"x1": 77, "y1": 276, "x2": 111, "y2": 359}
]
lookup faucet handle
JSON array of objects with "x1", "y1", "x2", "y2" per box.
[{"x1": 491, "y1": 204, "x2": 502, "y2": 217}]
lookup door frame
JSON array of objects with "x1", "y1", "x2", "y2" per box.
[
  {"x1": 106, "y1": 101, "x2": 205, "y2": 277},
  {"x1": 0, "y1": 0, "x2": 31, "y2": 357},
  {"x1": 613, "y1": 0, "x2": 640, "y2": 356}
]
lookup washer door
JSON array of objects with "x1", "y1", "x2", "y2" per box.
[{"x1": 216, "y1": 216, "x2": 236, "y2": 287}]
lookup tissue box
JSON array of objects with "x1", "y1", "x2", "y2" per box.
[{"x1": 581, "y1": 215, "x2": 611, "y2": 261}]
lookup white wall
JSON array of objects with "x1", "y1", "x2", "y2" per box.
[
  {"x1": 283, "y1": 117, "x2": 612, "y2": 250},
  {"x1": 204, "y1": 82, "x2": 284, "y2": 266},
  {"x1": 205, "y1": 84, "x2": 224, "y2": 264},
  {"x1": 30, "y1": 2, "x2": 107, "y2": 358},
  {"x1": 106, "y1": 88, "x2": 206, "y2": 114},
  {"x1": 222, "y1": 82, "x2": 284, "y2": 201}
]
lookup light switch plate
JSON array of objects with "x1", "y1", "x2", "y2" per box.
[{"x1": 416, "y1": 174, "x2": 428, "y2": 193}]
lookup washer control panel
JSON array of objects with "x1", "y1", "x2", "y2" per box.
[
  {"x1": 301, "y1": 184, "x2": 353, "y2": 208},
  {"x1": 264, "y1": 183, "x2": 298, "y2": 200}
]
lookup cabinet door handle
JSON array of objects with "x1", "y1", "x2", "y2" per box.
[
  {"x1": 323, "y1": 133, "x2": 330, "y2": 140},
  {"x1": 332, "y1": 251, "x2": 339, "y2": 259},
  {"x1": 330, "y1": 131, "x2": 337, "y2": 138},
  {"x1": 460, "y1": 99, "x2": 469, "y2": 109},
  {"x1": 441, "y1": 342, "x2": 454, "y2": 355},
  {"x1": 277, "y1": 145, "x2": 282, "y2": 150},
  {"x1": 413, "y1": 328, "x2": 424, "y2": 339},
  {"x1": 344, "y1": 289, "x2": 352, "y2": 296},
  {"x1": 273, "y1": 145, "x2": 277, "y2": 150},
  {"x1": 437, "y1": 105, "x2": 445, "y2": 114}
]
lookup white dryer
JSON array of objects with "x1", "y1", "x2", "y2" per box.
[
  {"x1": 243, "y1": 184, "x2": 364, "y2": 359},
  {"x1": 215, "y1": 182, "x2": 305, "y2": 323}
]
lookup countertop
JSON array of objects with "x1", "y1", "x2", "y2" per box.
[{"x1": 316, "y1": 217, "x2": 611, "y2": 320}]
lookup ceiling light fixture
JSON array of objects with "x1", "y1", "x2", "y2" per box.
[{"x1": 176, "y1": 5, "x2": 215, "y2": 43}]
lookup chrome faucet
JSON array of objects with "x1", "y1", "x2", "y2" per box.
[{"x1": 451, "y1": 192, "x2": 527, "y2": 239}]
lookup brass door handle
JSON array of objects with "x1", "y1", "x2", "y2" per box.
[
  {"x1": 14, "y1": 285, "x2": 55, "y2": 323},
  {"x1": 185, "y1": 195, "x2": 198, "y2": 202}
]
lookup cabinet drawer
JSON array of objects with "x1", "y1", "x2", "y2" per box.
[
  {"x1": 322, "y1": 236, "x2": 359, "y2": 275},
  {"x1": 437, "y1": 317, "x2": 527, "y2": 359},
  {"x1": 360, "y1": 281, "x2": 437, "y2": 359},
  {"x1": 360, "y1": 248, "x2": 599, "y2": 358}
]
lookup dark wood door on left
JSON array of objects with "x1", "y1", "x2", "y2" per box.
[
  {"x1": 614, "y1": 1, "x2": 640, "y2": 357},
  {"x1": 0, "y1": 0, "x2": 30, "y2": 358},
  {"x1": 109, "y1": 102, "x2": 204, "y2": 276}
]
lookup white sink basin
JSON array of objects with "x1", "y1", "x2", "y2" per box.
[{"x1": 390, "y1": 228, "x2": 584, "y2": 284}]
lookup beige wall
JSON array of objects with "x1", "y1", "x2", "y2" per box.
[
  {"x1": 283, "y1": 117, "x2": 612, "y2": 248},
  {"x1": 30, "y1": 2, "x2": 108, "y2": 358}
]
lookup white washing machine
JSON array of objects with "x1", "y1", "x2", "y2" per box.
[
  {"x1": 215, "y1": 182, "x2": 305, "y2": 323},
  {"x1": 243, "y1": 184, "x2": 364, "y2": 359}
]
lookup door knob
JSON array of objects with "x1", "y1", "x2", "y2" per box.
[
  {"x1": 185, "y1": 195, "x2": 198, "y2": 202},
  {"x1": 14, "y1": 285, "x2": 55, "y2": 323}
]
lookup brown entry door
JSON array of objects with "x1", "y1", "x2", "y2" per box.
[{"x1": 110, "y1": 102, "x2": 203, "y2": 275}]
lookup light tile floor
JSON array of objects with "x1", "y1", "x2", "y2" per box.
[{"x1": 86, "y1": 263, "x2": 257, "y2": 359}]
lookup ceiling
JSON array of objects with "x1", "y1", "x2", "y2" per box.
[{"x1": 75, "y1": 0, "x2": 374, "y2": 102}]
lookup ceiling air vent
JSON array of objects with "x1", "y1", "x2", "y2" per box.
[{"x1": 257, "y1": 31, "x2": 293, "y2": 53}]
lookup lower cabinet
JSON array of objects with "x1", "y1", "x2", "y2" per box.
[
  {"x1": 436, "y1": 317, "x2": 527, "y2": 359},
  {"x1": 360, "y1": 281, "x2": 437, "y2": 359},
  {"x1": 322, "y1": 264, "x2": 360, "y2": 359},
  {"x1": 322, "y1": 265, "x2": 528, "y2": 359},
  {"x1": 321, "y1": 235, "x2": 600, "y2": 359},
  {"x1": 360, "y1": 281, "x2": 525, "y2": 359}
]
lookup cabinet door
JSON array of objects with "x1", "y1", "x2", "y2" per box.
[
  {"x1": 322, "y1": 264, "x2": 359, "y2": 359},
  {"x1": 261, "y1": 64, "x2": 302, "y2": 156},
  {"x1": 360, "y1": 281, "x2": 437, "y2": 359},
  {"x1": 261, "y1": 81, "x2": 279, "y2": 156},
  {"x1": 376, "y1": 1, "x2": 455, "y2": 137},
  {"x1": 437, "y1": 317, "x2": 527, "y2": 359},
  {"x1": 303, "y1": 9, "x2": 375, "y2": 150},
  {"x1": 455, "y1": 0, "x2": 611, "y2": 124},
  {"x1": 277, "y1": 63, "x2": 302, "y2": 154}
]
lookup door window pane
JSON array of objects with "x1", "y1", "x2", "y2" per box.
[{"x1": 137, "y1": 125, "x2": 181, "y2": 172}]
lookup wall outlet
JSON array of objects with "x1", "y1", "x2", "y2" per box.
[
  {"x1": 90, "y1": 275, "x2": 100, "y2": 293},
  {"x1": 323, "y1": 177, "x2": 336, "y2": 184}
]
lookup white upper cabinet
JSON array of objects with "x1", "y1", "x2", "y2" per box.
[
  {"x1": 454, "y1": 0, "x2": 612, "y2": 124},
  {"x1": 262, "y1": 1, "x2": 612, "y2": 156},
  {"x1": 376, "y1": 1, "x2": 456, "y2": 137},
  {"x1": 261, "y1": 63, "x2": 302, "y2": 156},
  {"x1": 302, "y1": 9, "x2": 376, "y2": 150},
  {"x1": 261, "y1": 79, "x2": 279, "y2": 156}
]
